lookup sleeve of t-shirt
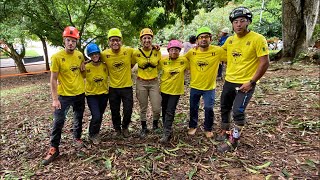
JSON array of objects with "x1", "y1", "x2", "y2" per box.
[
  {"x1": 256, "y1": 35, "x2": 269, "y2": 57},
  {"x1": 219, "y1": 47, "x2": 227, "y2": 62},
  {"x1": 50, "y1": 55, "x2": 59, "y2": 73}
]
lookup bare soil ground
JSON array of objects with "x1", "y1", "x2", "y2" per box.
[{"x1": 0, "y1": 62, "x2": 319, "y2": 179}]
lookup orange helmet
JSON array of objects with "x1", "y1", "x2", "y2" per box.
[
  {"x1": 63, "y1": 26, "x2": 80, "y2": 39},
  {"x1": 140, "y1": 28, "x2": 153, "y2": 38}
]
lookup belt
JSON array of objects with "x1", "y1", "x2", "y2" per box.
[{"x1": 137, "y1": 77, "x2": 157, "y2": 81}]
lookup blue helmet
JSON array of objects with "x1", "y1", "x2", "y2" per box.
[{"x1": 86, "y1": 43, "x2": 100, "y2": 56}]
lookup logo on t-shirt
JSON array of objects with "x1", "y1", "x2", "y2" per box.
[
  {"x1": 93, "y1": 75, "x2": 104, "y2": 86},
  {"x1": 70, "y1": 65, "x2": 80, "y2": 76},
  {"x1": 196, "y1": 60, "x2": 209, "y2": 72},
  {"x1": 112, "y1": 61, "x2": 125, "y2": 71},
  {"x1": 231, "y1": 48, "x2": 242, "y2": 64}
]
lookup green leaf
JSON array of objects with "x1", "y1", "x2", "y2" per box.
[
  {"x1": 251, "y1": 161, "x2": 272, "y2": 170},
  {"x1": 305, "y1": 159, "x2": 316, "y2": 168},
  {"x1": 245, "y1": 167, "x2": 259, "y2": 174},
  {"x1": 188, "y1": 167, "x2": 197, "y2": 180},
  {"x1": 265, "y1": 174, "x2": 272, "y2": 180},
  {"x1": 104, "y1": 158, "x2": 112, "y2": 170},
  {"x1": 281, "y1": 168, "x2": 290, "y2": 178}
]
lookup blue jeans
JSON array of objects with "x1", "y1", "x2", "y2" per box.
[
  {"x1": 189, "y1": 88, "x2": 215, "y2": 131},
  {"x1": 50, "y1": 93, "x2": 85, "y2": 148},
  {"x1": 86, "y1": 94, "x2": 109, "y2": 137}
]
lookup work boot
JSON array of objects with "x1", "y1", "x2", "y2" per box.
[
  {"x1": 89, "y1": 135, "x2": 100, "y2": 145},
  {"x1": 215, "y1": 130, "x2": 229, "y2": 141},
  {"x1": 159, "y1": 134, "x2": 172, "y2": 144},
  {"x1": 205, "y1": 131, "x2": 214, "y2": 138},
  {"x1": 140, "y1": 128, "x2": 149, "y2": 139},
  {"x1": 187, "y1": 128, "x2": 197, "y2": 135},
  {"x1": 217, "y1": 126, "x2": 242, "y2": 153},
  {"x1": 115, "y1": 129, "x2": 122, "y2": 137},
  {"x1": 152, "y1": 120, "x2": 159, "y2": 130},
  {"x1": 122, "y1": 128, "x2": 130, "y2": 138},
  {"x1": 42, "y1": 147, "x2": 59, "y2": 166},
  {"x1": 73, "y1": 138, "x2": 84, "y2": 148}
]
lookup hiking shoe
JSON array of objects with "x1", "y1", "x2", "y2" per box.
[
  {"x1": 42, "y1": 147, "x2": 59, "y2": 166},
  {"x1": 217, "y1": 139, "x2": 239, "y2": 153},
  {"x1": 205, "y1": 131, "x2": 214, "y2": 138},
  {"x1": 152, "y1": 122, "x2": 159, "y2": 131},
  {"x1": 140, "y1": 128, "x2": 149, "y2": 139},
  {"x1": 187, "y1": 128, "x2": 197, "y2": 135},
  {"x1": 159, "y1": 134, "x2": 172, "y2": 144},
  {"x1": 89, "y1": 135, "x2": 100, "y2": 145},
  {"x1": 215, "y1": 130, "x2": 229, "y2": 141},
  {"x1": 73, "y1": 138, "x2": 84, "y2": 148},
  {"x1": 115, "y1": 129, "x2": 122, "y2": 137},
  {"x1": 122, "y1": 128, "x2": 130, "y2": 138}
]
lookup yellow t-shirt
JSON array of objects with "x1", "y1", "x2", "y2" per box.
[
  {"x1": 132, "y1": 48, "x2": 161, "y2": 79},
  {"x1": 222, "y1": 31, "x2": 269, "y2": 83},
  {"x1": 50, "y1": 50, "x2": 85, "y2": 96},
  {"x1": 100, "y1": 47, "x2": 134, "y2": 88},
  {"x1": 185, "y1": 45, "x2": 226, "y2": 90},
  {"x1": 159, "y1": 56, "x2": 189, "y2": 95},
  {"x1": 84, "y1": 62, "x2": 109, "y2": 95}
]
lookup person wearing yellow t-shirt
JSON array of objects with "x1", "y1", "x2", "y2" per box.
[
  {"x1": 185, "y1": 27, "x2": 227, "y2": 139},
  {"x1": 132, "y1": 28, "x2": 162, "y2": 139},
  {"x1": 100, "y1": 28, "x2": 135, "y2": 138},
  {"x1": 216, "y1": 7, "x2": 269, "y2": 153},
  {"x1": 158, "y1": 40, "x2": 189, "y2": 143},
  {"x1": 42, "y1": 26, "x2": 85, "y2": 166},
  {"x1": 84, "y1": 43, "x2": 109, "y2": 145}
]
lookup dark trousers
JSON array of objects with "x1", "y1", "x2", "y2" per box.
[
  {"x1": 220, "y1": 81, "x2": 255, "y2": 130},
  {"x1": 189, "y1": 88, "x2": 215, "y2": 131},
  {"x1": 50, "y1": 93, "x2": 85, "y2": 148},
  {"x1": 86, "y1": 94, "x2": 109, "y2": 137},
  {"x1": 217, "y1": 63, "x2": 223, "y2": 77},
  {"x1": 161, "y1": 93, "x2": 180, "y2": 135},
  {"x1": 109, "y1": 87, "x2": 133, "y2": 130}
]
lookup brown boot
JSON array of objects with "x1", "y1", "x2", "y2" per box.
[
  {"x1": 42, "y1": 147, "x2": 59, "y2": 166},
  {"x1": 215, "y1": 130, "x2": 230, "y2": 141}
]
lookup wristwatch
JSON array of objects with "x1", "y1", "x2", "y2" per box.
[{"x1": 250, "y1": 80, "x2": 256, "y2": 86}]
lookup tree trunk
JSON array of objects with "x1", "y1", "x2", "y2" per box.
[
  {"x1": 8, "y1": 44, "x2": 27, "y2": 73},
  {"x1": 282, "y1": 0, "x2": 319, "y2": 61},
  {"x1": 39, "y1": 36, "x2": 50, "y2": 70}
]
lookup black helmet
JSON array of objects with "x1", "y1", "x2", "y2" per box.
[{"x1": 229, "y1": 7, "x2": 253, "y2": 22}]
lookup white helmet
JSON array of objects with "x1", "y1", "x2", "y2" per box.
[{"x1": 221, "y1": 27, "x2": 230, "y2": 34}]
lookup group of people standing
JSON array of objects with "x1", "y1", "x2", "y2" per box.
[{"x1": 42, "y1": 6, "x2": 270, "y2": 166}]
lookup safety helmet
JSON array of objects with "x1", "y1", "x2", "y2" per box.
[
  {"x1": 196, "y1": 27, "x2": 212, "y2": 38},
  {"x1": 140, "y1": 28, "x2": 153, "y2": 38},
  {"x1": 86, "y1": 43, "x2": 100, "y2": 56},
  {"x1": 167, "y1": 40, "x2": 182, "y2": 51},
  {"x1": 229, "y1": 7, "x2": 253, "y2": 22},
  {"x1": 63, "y1": 26, "x2": 80, "y2": 39},
  {"x1": 221, "y1": 27, "x2": 230, "y2": 34},
  {"x1": 108, "y1": 28, "x2": 122, "y2": 39}
]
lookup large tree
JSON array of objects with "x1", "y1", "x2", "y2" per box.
[{"x1": 282, "y1": 0, "x2": 319, "y2": 60}]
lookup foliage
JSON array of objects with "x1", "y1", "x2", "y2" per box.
[
  {"x1": 312, "y1": 24, "x2": 320, "y2": 41},
  {"x1": 243, "y1": 0, "x2": 282, "y2": 38},
  {"x1": 155, "y1": 0, "x2": 282, "y2": 44}
]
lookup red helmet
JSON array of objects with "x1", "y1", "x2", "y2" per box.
[
  {"x1": 167, "y1": 40, "x2": 182, "y2": 51},
  {"x1": 63, "y1": 26, "x2": 80, "y2": 39}
]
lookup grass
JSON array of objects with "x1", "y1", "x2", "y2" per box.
[{"x1": 0, "y1": 49, "x2": 40, "y2": 59}]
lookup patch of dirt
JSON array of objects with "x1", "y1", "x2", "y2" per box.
[{"x1": 0, "y1": 62, "x2": 319, "y2": 179}]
